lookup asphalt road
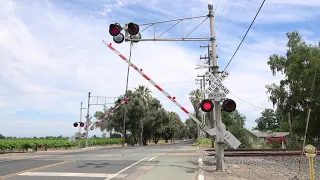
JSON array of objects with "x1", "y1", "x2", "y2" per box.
[{"x1": 0, "y1": 141, "x2": 202, "y2": 180}]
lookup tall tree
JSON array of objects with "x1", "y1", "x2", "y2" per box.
[
  {"x1": 134, "y1": 85, "x2": 152, "y2": 146},
  {"x1": 189, "y1": 89, "x2": 202, "y2": 139},
  {"x1": 265, "y1": 31, "x2": 320, "y2": 139}
]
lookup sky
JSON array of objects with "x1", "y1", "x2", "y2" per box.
[{"x1": 0, "y1": 0, "x2": 319, "y2": 138}]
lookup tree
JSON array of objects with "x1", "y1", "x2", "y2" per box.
[
  {"x1": 0, "y1": 134, "x2": 5, "y2": 139},
  {"x1": 134, "y1": 85, "x2": 152, "y2": 146},
  {"x1": 94, "y1": 85, "x2": 185, "y2": 146},
  {"x1": 185, "y1": 114, "x2": 198, "y2": 139},
  {"x1": 189, "y1": 89, "x2": 202, "y2": 139},
  {"x1": 101, "y1": 133, "x2": 107, "y2": 138},
  {"x1": 222, "y1": 110, "x2": 252, "y2": 148},
  {"x1": 254, "y1": 108, "x2": 282, "y2": 132},
  {"x1": 265, "y1": 31, "x2": 320, "y2": 140}
]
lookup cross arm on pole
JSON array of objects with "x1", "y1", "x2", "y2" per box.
[{"x1": 125, "y1": 15, "x2": 210, "y2": 42}]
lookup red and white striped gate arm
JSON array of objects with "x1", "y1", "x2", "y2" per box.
[
  {"x1": 102, "y1": 40, "x2": 215, "y2": 136},
  {"x1": 93, "y1": 98, "x2": 129, "y2": 128}
]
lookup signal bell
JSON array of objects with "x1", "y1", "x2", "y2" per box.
[
  {"x1": 222, "y1": 99, "x2": 236, "y2": 112},
  {"x1": 200, "y1": 99, "x2": 214, "y2": 112}
]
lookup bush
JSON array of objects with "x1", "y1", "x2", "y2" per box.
[{"x1": 268, "y1": 141, "x2": 281, "y2": 148}]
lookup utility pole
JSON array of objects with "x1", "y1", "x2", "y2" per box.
[
  {"x1": 199, "y1": 44, "x2": 214, "y2": 140},
  {"x1": 79, "y1": 102, "x2": 86, "y2": 148},
  {"x1": 195, "y1": 78, "x2": 204, "y2": 138},
  {"x1": 85, "y1": 92, "x2": 91, "y2": 148},
  {"x1": 208, "y1": 4, "x2": 226, "y2": 171}
]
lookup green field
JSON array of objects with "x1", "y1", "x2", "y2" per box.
[{"x1": 0, "y1": 138, "x2": 123, "y2": 152}]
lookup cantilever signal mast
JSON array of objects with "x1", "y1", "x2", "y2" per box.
[{"x1": 106, "y1": 4, "x2": 241, "y2": 171}]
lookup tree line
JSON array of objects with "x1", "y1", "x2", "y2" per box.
[{"x1": 253, "y1": 31, "x2": 319, "y2": 144}]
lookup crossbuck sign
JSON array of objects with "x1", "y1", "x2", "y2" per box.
[{"x1": 204, "y1": 71, "x2": 230, "y2": 98}]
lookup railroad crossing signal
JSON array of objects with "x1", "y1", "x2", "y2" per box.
[
  {"x1": 200, "y1": 99, "x2": 214, "y2": 112},
  {"x1": 109, "y1": 23, "x2": 124, "y2": 44},
  {"x1": 73, "y1": 122, "x2": 85, "y2": 127},
  {"x1": 127, "y1": 22, "x2": 139, "y2": 35},
  {"x1": 124, "y1": 97, "x2": 129, "y2": 103},
  {"x1": 108, "y1": 22, "x2": 141, "y2": 43},
  {"x1": 222, "y1": 99, "x2": 236, "y2": 112}
]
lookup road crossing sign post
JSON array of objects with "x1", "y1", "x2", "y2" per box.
[
  {"x1": 202, "y1": 70, "x2": 241, "y2": 150},
  {"x1": 204, "y1": 71, "x2": 230, "y2": 97}
]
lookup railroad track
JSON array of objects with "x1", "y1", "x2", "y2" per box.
[{"x1": 205, "y1": 148, "x2": 320, "y2": 157}]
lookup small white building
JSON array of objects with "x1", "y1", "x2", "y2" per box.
[{"x1": 248, "y1": 130, "x2": 290, "y2": 143}]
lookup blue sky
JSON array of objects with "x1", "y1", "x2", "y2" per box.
[{"x1": 0, "y1": 0, "x2": 319, "y2": 137}]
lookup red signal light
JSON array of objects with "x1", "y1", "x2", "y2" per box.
[
  {"x1": 124, "y1": 98, "x2": 129, "y2": 103},
  {"x1": 203, "y1": 102, "x2": 212, "y2": 110},
  {"x1": 222, "y1": 99, "x2": 236, "y2": 112},
  {"x1": 80, "y1": 122, "x2": 85, "y2": 127},
  {"x1": 200, "y1": 99, "x2": 214, "y2": 112},
  {"x1": 128, "y1": 22, "x2": 139, "y2": 35},
  {"x1": 109, "y1": 23, "x2": 122, "y2": 36}
]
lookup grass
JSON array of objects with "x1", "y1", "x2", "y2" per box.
[{"x1": 190, "y1": 138, "x2": 213, "y2": 148}]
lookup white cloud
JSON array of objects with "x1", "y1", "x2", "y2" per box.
[{"x1": 0, "y1": 0, "x2": 319, "y2": 137}]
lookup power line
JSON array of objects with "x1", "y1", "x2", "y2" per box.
[
  {"x1": 229, "y1": 92, "x2": 265, "y2": 110},
  {"x1": 215, "y1": 0, "x2": 229, "y2": 29},
  {"x1": 214, "y1": 0, "x2": 221, "y2": 13},
  {"x1": 223, "y1": 0, "x2": 266, "y2": 72},
  {"x1": 220, "y1": 0, "x2": 251, "y2": 50}
]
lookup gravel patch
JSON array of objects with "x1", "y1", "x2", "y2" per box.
[{"x1": 225, "y1": 156, "x2": 320, "y2": 180}]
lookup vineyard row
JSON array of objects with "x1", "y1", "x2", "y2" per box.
[{"x1": 0, "y1": 138, "x2": 123, "y2": 152}]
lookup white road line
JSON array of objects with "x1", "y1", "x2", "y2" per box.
[
  {"x1": 18, "y1": 172, "x2": 127, "y2": 178},
  {"x1": 198, "y1": 158, "x2": 204, "y2": 180},
  {"x1": 148, "y1": 156, "x2": 157, "y2": 161},
  {"x1": 105, "y1": 157, "x2": 149, "y2": 180}
]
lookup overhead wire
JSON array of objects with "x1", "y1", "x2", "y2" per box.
[
  {"x1": 215, "y1": 0, "x2": 229, "y2": 29},
  {"x1": 223, "y1": 0, "x2": 266, "y2": 72},
  {"x1": 214, "y1": 0, "x2": 220, "y2": 13},
  {"x1": 229, "y1": 92, "x2": 265, "y2": 110},
  {"x1": 219, "y1": 0, "x2": 251, "y2": 50}
]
